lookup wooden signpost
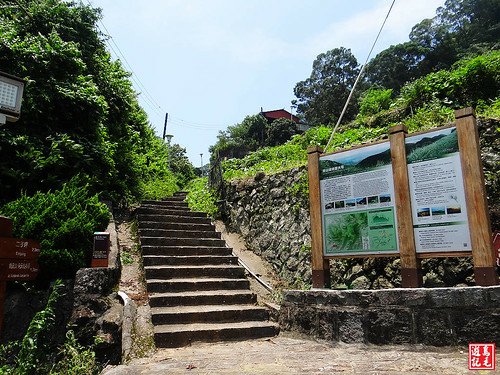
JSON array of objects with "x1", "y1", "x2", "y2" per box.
[
  {"x1": 0, "y1": 216, "x2": 40, "y2": 335},
  {"x1": 308, "y1": 108, "x2": 498, "y2": 288}
]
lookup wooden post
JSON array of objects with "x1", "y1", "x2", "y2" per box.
[
  {"x1": 307, "y1": 146, "x2": 330, "y2": 288},
  {"x1": 455, "y1": 108, "x2": 498, "y2": 286},
  {"x1": 0, "y1": 217, "x2": 12, "y2": 338},
  {"x1": 0, "y1": 217, "x2": 13, "y2": 237},
  {"x1": 389, "y1": 125, "x2": 422, "y2": 287},
  {"x1": 0, "y1": 281, "x2": 5, "y2": 337}
]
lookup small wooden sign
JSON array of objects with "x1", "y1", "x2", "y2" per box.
[
  {"x1": 0, "y1": 260, "x2": 39, "y2": 281},
  {"x1": 0, "y1": 217, "x2": 13, "y2": 238},
  {"x1": 0, "y1": 238, "x2": 41, "y2": 259},
  {"x1": 0, "y1": 216, "x2": 41, "y2": 336},
  {"x1": 91, "y1": 232, "x2": 110, "y2": 267}
]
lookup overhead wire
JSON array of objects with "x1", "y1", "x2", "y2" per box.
[
  {"x1": 85, "y1": 0, "x2": 228, "y2": 133},
  {"x1": 324, "y1": 0, "x2": 396, "y2": 152},
  {"x1": 85, "y1": 0, "x2": 165, "y2": 121}
]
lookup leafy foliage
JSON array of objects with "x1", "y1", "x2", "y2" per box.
[
  {"x1": 185, "y1": 178, "x2": 218, "y2": 218},
  {"x1": 358, "y1": 87, "x2": 393, "y2": 117},
  {"x1": 0, "y1": 0, "x2": 191, "y2": 204},
  {"x1": 210, "y1": 114, "x2": 299, "y2": 160},
  {"x1": 0, "y1": 281, "x2": 101, "y2": 375},
  {"x1": 221, "y1": 125, "x2": 387, "y2": 181},
  {"x1": 0, "y1": 177, "x2": 109, "y2": 282},
  {"x1": 221, "y1": 50, "x2": 498, "y2": 182}
]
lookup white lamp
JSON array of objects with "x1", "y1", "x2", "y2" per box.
[{"x1": 0, "y1": 71, "x2": 25, "y2": 124}]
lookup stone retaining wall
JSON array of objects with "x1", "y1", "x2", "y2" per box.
[
  {"x1": 224, "y1": 167, "x2": 312, "y2": 286},
  {"x1": 279, "y1": 286, "x2": 500, "y2": 346}
]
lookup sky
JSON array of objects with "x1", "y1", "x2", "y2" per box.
[{"x1": 89, "y1": 0, "x2": 446, "y2": 166}]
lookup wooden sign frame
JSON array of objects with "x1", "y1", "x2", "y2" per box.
[{"x1": 308, "y1": 108, "x2": 498, "y2": 288}]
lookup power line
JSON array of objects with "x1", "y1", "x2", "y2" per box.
[
  {"x1": 168, "y1": 118, "x2": 223, "y2": 131},
  {"x1": 169, "y1": 115, "x2": 224, "y2": 129},
  {"x1": 85, "y1": 0, "x2": 165, "y2": 120},
  {"x1": 324, "y1": 0, "x2": 396, "y2": 152}
]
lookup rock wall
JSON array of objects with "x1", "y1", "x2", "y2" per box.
[
  {"x1": 279, "y1": 286, "x2": 500, "y2": 346},
  {"x1": 224, "y1": 167, "x2": 312, "y2": 287}
]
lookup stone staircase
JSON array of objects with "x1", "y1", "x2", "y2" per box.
[{"x1": 138, "y1": 192, "x2": 279, "y2": 348}]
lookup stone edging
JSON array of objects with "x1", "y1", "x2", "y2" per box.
[{"x1": 279, "y1": 286, "x2": 500, "y2": 346}]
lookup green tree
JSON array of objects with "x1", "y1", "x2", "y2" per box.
[
  {"x1": 364, "y1": 42, "x2": 427, "y2": 92},
  {"x1": 168, "y1": 143, "x2": 197, "y2": 187},
  {"x1": 0, "y1": 0, "x2": 187, "y2": 203},
  {"x1": 265, "y1": 118, "x2": 299, "y2": 146},
  {"x1": 365, "y1": 0, "x2": 500, "y2": 93},
  {"x1": 210, "y1": 114, "x2": 267, "y2": 159},
  {"x1": 293, "y1": 47, "x2": 360, "y2": 125}
]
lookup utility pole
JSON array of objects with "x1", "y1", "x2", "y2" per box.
[
  {"x1": 162, "y1": 112, "x2": 169, "y2": 141},
  {"x1": 200, "y1": 153, "x2": 204, "y2": 176},
  {"x1": 165, "y1": 134, "x2": 173, "y2": 169}
]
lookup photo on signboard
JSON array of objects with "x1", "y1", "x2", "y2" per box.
[
  {"x1": 345, "y1": 199, "x2": 356, "y2": 208},
  {"x1": 379, "y1": 194, "x2": 391, "y2": 203},
  {"x1": 356, "y1": 197, "x2": 367, "y2": 206},
  {"x1": 325, "y1": 202, "x2": 335, "y2": 210},
  {"x1": 368, "y1": 195, "x2": 379, "y2": 205},
  {"x1": 431, "y1": 207, "x2": 446, "y2": 216},
  {"x1": 446, "y1": 205, "x2": 462, "y2": 214},
  {"x1": 417, "y1": 208, "x2": 431, "y2": 217},
  {"x1": 334, "y1": 201, "x2": 345, "y2": 209},
  {"x1": 406, "y1": 127, "x2": 458, "y2": 163}
]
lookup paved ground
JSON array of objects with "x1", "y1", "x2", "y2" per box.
[
  {"x1": 110, "y1": 214, "x2": 487, "y2": 374},
  {"x1": 102, "y1": 332, "x2": 478, "y2": 375}
]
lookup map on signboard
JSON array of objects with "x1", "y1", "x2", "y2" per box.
[{"x1": 319, "y1": 142, "x2": 399, "y2": 256}]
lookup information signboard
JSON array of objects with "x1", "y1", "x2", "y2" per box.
[
  {"x1": 319, "y1": 141, "x2": 398, "y2": 256},
  {"x1": 405, "y1": 127, "x2": 472, "y2": 253}
]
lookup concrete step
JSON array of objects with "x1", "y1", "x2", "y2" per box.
[
  {"x1": 143, "y1": 255, "x2": 239, "y2": 266},
  {"x1": 146, "y1": 278, "x2": 250, "y2": 293},
  {"x1": 138, "y1": 214, "x2": 212, "y2": 225},
  {"x1": 139, "y1": 221, "x2": 215, "y2": 232},
  {"x1": 139, "y1": 228, "x2": 221, "y2": 239},
  {"x1": 145, "y1": 265, "x2": 246, "y2": 279},
  {"x1": 154, "y1": 321, "x2": 279, "y2": 348},
  {"x1": 142, "y1": 200, "x2": 189, "y2": 208},
  {"x1": 141, "y1": 246, "x2": 233, "y2": 256},
  {"x1": 138, "y1": 206, "x2": 207, "y2": 218},
  {"x1": 141, "y1": 204, "x2": 191, "y2": 212},
  {"x1": 140, "y1": 237, "x2": 226, "y2": 247},
  {"x1": 151, "y1": 304, "x2": 270, "y2": 325},
  {"x1": 149, "y1": 290, "x2": 256, "y2": 307}
]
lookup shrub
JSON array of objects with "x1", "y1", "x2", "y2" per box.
[
  {"x1": 0, "y1": 281, "x2": 101, "y2": 375},
  {"x1": 139, "y1": 173, "x2": 178, "y2": 200},
  {"x1": 185, "y1": 178, "x2": 218, "y2": 218},
  {"x1": 0, "y1": 177, "x2": 109, "y2": 282},
  {"x1": 358, "y1": 87, "x2": 393, "y2": 117}
]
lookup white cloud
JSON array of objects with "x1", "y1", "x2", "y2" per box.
[{"x1": 305, "y1": 0, "x2": 446, "y2": 62}]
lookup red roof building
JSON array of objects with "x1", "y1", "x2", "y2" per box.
[{"x1": 261, "y1": 109, "x2": 300, "y2": 123}]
